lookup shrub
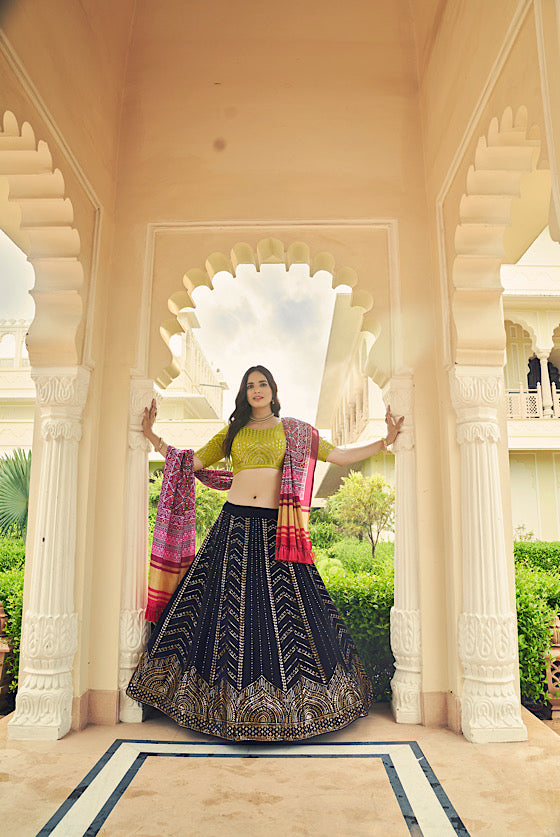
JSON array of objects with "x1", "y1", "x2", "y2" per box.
[
  {"x1": 0, "y1": 568, "x2": 24, "y2": 691},
  {"x1": 319, "y1": 537, "x2": 394, "y2": 575},
  {"x1": 514, "y1": 541, "x2": 560, "y2": 574},
  {"x1": 0, "y1": 534, "x2": 25, "y2": 573},
  {"x1": 321, "y1": 566, "x2": 395, "y2": 701},
  {"x1": 309, "y1": 507, "x2": 338, "y2": 549},
  {"x1": 515, "y1": 563, "x2": 560, "y2": 705}
]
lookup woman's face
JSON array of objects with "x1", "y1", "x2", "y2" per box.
[{"x1": 246, "y1": 370, "x2": 273, "y2": 410}]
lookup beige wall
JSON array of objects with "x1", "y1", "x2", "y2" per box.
[{"x1": 510, "y1": 452, "x2": 560, "y2": 541}]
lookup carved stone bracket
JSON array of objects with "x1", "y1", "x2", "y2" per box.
[{"x1": 9, "y1": 365, "x2": 90, "y2": 740}]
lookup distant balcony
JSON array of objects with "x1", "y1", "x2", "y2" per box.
[
  {"x1": 506, "y1": 383, "x2": 560, "y2": 420},
  {"x1": 506, "y1": 383, "x2": 560, "y2": 450}
]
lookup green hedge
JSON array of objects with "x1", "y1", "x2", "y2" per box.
[
  {"x1": 319, "y1": 563, "x2": 394, "y2": 701},
  {"x1": 0, "y1": 536, "x2": 25, "y2": 692},
  {"x1": 515, "y1": 563, "x2": 560, "y2": 705},
  {"x1": 0, "y1": 567, "x2": 24, "y2": 691},
  {"x1": 514, "y1": 541, "x2": 560, "y2": 574},
  {"x1": 0, "y1": 534, "x2": 25, "y2": 573}
]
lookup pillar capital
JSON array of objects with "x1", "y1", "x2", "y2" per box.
[{"x1": 449, "y1": 365, "x2": 503, "y2": 414}]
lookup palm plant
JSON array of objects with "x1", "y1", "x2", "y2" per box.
[{"x1": 0, "y1": 449, "x2": 32, "y2": 539}]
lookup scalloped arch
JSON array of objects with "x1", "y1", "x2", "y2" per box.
[
  {"x1": 157, "y1": 237, "x2": 377, "y2": 387},
  {"x1": 504, "y1": 315, "x2": 537, "y2": 354},
  {"x1": 452, "y1": 105, "x2": 551, "y2": 366},
  {"x1": 0, "y1": 110, "x2": 84, "y2": 366}
]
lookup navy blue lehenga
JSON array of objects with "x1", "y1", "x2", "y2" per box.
[{"x1": 127, "y1": 502, "x2": 373, "y2": 741}]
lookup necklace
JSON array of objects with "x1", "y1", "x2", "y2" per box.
[{"x1": 250, "y1": 412, "x2": 274, "y2": 422}]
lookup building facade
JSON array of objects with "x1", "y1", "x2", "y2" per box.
[{"x1": 0, "y1": 0, "x2": 559, "y2": 744}]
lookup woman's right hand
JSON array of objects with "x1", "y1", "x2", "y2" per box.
[{"x1": 142, "y1": 398, "x2": 158, "y2": 439}]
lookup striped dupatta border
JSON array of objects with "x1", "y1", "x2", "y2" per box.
[{"x1": 276, "y1": 418, "x2": 319, "y2": 564}]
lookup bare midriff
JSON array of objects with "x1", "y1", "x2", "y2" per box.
[{"x1": 225, "y1": 467, "x2": 282, "y2": 509}]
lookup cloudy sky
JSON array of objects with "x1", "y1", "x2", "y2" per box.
[
  {"x1": 0, "y1": 231, "x2": 343, "y2": 423},
  {"x1": 189, "y1": 263, "x2": 342, "y2": 424},
  {"x1": 0, "y1": 230, "x2": 35, "y2": 321}
]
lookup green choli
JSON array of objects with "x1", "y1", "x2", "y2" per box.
[{"x1": 195, "y1": 422, "x2": 335, "y2": 476}]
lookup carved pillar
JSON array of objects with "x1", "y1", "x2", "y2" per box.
[
  {"x1": 450, "y1": 366, "x2": 527, "y2": 743},
  {"x1": 385, "y1": 373, "x2": 422, "y2": 724},
  {"x1": 537, "y1": 353, "x2": 553, "y2": 418},
  {"x1": 8, "y1": 366, "x2": 90, "y2": 740},
  {"x1": 118, "y1": 378, "x2": 154, "y2": 722}
]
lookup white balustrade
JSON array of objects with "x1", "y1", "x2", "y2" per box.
[{"x1": 506, "y1": 382, "x2": 559, "y2": 418}]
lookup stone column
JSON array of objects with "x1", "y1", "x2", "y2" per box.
[
  {"x1": 386, "y1": 373, "x2": 422, "y2": 724},
  {"x1": 8, "y1": 366, "x2": 90, "y2": 740},
  {"x1": 537, "y1": 353, "x2": 553, "y2": 418},
  {"x1": 118, "y1": 378, "x2": 154, "y2": 722},
  {"x1": 450, "y1": 365, "x2": 527, "y2": 743}
]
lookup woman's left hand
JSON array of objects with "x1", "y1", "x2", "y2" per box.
[{"x1": 385, "y1": 405, "x2": 404, "y2": 445}]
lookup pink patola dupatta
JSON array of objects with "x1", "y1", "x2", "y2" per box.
[
  {"x1": 145, "y1": 446, "x2": 232, "y2": 622},
  {"x1": 145, "y1": 419, "x2": 320, "y2": 622}
]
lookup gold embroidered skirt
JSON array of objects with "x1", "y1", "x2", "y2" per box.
[{"x1": 127, "y1": 502, "x2": 374, "y2": 741}]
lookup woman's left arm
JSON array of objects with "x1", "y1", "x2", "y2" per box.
[{"x1": 326, "y1": 406, "x2": 404, "y2": 466}]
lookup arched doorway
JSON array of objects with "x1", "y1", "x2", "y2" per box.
[{"x1": 119, "y1": 231, "x2": 424, "y2": 729}]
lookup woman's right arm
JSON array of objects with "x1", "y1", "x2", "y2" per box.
[{"x1": 142, "y1": 399, "x2": 205, "y2": 470}]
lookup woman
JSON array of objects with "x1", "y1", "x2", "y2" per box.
[{"x1": 127, "y1": 365, "x2": 403, "y2": 741}]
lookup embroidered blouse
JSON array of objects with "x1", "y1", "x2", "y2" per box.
[{"x1": 195, "y1": 422, "x2": 334, "y2": 475}]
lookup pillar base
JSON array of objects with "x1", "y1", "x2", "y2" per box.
[
  {"x1": 7, "y1": 718, "x2": 70, "y2": 741},
  {"x1": 119, "y1": 688, "x2": 143, "y2": 723},
  {"x1": 462, "y1": 722, "x2": 528, "y2": 743}
]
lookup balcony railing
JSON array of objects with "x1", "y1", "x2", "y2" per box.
[{"x1": 506, "y1": 383, "x2": 560, "y2": 419}]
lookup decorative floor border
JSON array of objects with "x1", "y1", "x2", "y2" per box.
[{"x1": 37, "y1": 739, "x2": 469, "y2": 837}]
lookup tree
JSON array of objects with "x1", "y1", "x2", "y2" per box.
[
  {"x1": 0, "y1": 449, "x2": 32, "y2": 539},
  {"x1": 327, "y1": 471, "x2": 394, "y2": 565}
]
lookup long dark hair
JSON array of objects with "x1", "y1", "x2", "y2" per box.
[{"x1": 223, "y1": 365, "x2": 281, "y2": 458}]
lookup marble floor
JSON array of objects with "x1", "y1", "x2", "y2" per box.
[{"x1": 1, "y1": 704, "x2": 559, "y2": 837}]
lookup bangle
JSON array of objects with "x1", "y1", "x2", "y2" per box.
[
  {"x1": 381, "y1": 437, "x2": 387, "y2": 451},
  {"x1": 156, "y1": 436, "x2": 165, "y2": 453}
]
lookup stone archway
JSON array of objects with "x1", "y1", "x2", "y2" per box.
[
  {"x1": 120, "y1": 235, "x2": 424, "y2": 728},
  {"x1": 448, "y1": 106, "x2": 551, "y2": 742},
  {"x1": 0, "y1": 110, "x2": 90, "y2": 740}
]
